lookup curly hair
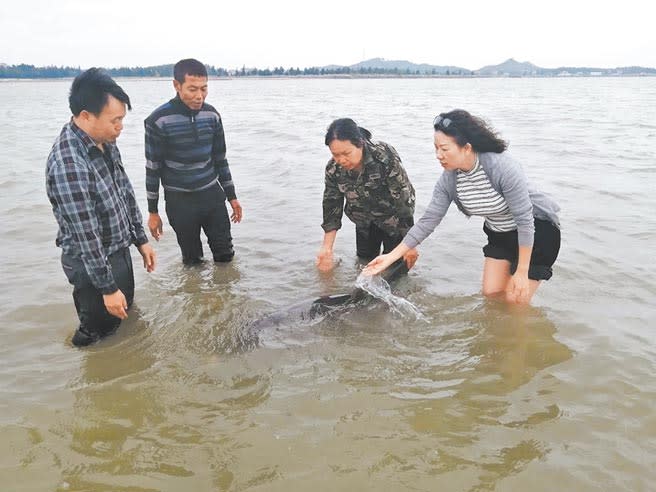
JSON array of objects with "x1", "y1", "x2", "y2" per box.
[{"x1": 434, "y1": 109, "x2": 507, "y2": 153}]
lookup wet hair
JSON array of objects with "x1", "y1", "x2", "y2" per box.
[
  {"x1": 324, "y1": 118, "x2": 372, "y2": 148},
  {"x1": 68, "y1": 68, "x2": 131, "y2": 116},
  {"x1": 434, "y1": 109, "x2": 507, "y2": 153},
  {"x1": 174, "y1": 58, "x2": 208, "y2": 84}
]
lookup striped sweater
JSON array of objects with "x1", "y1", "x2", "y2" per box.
[
  {"x1": 144, "y1": 95, "x2": 237, "y2": 213},
  {"x1": 455, "y1": 156, "x2": 516, "y2": 232},
  {"x1": 404, "y1": 151, "x2": 560, "y2": 249}
]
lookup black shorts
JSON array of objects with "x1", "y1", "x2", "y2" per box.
[{"x1": 483, "y1": 218, "x2": 560, "y2": 281}]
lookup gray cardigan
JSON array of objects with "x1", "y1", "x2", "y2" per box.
[{"x1": 403, "y1": 152, "x2": 560, "y2": 249}]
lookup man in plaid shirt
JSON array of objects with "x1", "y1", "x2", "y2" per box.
[{"x1": 46, "y1": 68, "x2": 156, "y2": 347}]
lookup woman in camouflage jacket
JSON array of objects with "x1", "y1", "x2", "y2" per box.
[{"x1": 317, "y1": 118, "x2": 418, "y2": 272}]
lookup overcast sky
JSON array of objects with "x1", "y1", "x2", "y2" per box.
[{"x1": 1, "y1": 0, "x2": 654, "y2": 70}]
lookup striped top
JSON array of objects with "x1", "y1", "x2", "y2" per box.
[
  {"x1": 403, "y1": 152, "x2": 559, "y2": 249},
  {"x1": 144, "y1": 95, "x2": 236, "y2": 213},
  {"x1": 456, "y1": 155, "x2": 517, "y2": 232}
]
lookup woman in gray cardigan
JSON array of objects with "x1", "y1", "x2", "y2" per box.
[{"x1": 364, "y1": 110, "x2": 560, "y2": 305}]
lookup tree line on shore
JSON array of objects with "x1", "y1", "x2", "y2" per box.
[
  {"x1": 4, "y1": 62, "x2": 653, "y2": 79},
  {"x1": 0, "y1": 63, "x2": 473, "y2": 79}
]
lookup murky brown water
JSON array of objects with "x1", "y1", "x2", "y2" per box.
[{"x1": 1, "y1": 77, "x2": 655, "y2": 491}]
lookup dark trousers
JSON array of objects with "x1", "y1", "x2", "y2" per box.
[
  {"x1": 61, "y1": 247, "x2": 134, "y2": 337},
  {"x1": 355, "y1": 222, "x2": 405, "y2": 262},
  {"x1": 165, "y1": 185, "x2": 234, "y2": 264}
]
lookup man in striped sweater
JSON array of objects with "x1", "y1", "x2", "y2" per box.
[{"x1": 145, "y1": 58, "x2": 242, "y2": 265}]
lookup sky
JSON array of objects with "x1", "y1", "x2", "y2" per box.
[{"x1": 1, "y1": 0, "x2": 654, "y2": 70}]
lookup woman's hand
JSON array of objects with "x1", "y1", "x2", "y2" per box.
[
  {"x1": 363, "y1": 242, "x2": 411, "y2": 276},
  {"x1": 363, "y1": 253, "x2": 395, "y2": 276},
  {"x1": 317, "y1": 230, "x2": 338, "y2": 272},
  {"x1": 507, "y1": 246, "x2": 533, "y2": 304},
  {"x1": 316, "y1": 247, "x2": 335, "y2": 272},
  {"x1": 402, "y1": 248, "x2": 419, "y2": 269},
  {"x1": 506, "y1": 271, "x2": 530, "y2": 304}
]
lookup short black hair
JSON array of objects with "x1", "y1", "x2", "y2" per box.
[
  {"x1": 174, "y1": 58, "x2": 208, "y2": 83},
  {"x1": 325, "y1": 118, "x2": 372, "y2": 148},
  {"x1": 68, "y1": 68, "x2": 131, "y2": 116}
]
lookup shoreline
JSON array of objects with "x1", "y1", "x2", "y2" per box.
[{"x1": 2, "y1": 73, "x2": 655, "y2": 82}]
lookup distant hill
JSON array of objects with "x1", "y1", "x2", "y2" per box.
[
  {"x1": 325, "y1": 57, "x2": 656, "y2": 77},
  {"x1": 476, "y1": 58, "x2": 542, "y2": 76},
  {"x1": 548, "y1": 65, "x2": 656, "y2": 76},
  {"x1": 345, "y1": 57, "x2": 470, "y2": 75},
  {"x1": 474, "y1": 58, "x2": 656, "y2": 76}
]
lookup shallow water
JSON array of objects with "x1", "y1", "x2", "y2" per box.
[{"x1": 0, "y1": 77, "x2": 655, "y2": 491}]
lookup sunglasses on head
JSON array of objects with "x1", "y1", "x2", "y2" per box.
[{"x1": 433, "y1": 115, "x2": 452, "y2": 129}]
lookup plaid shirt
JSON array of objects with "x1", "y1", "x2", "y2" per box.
[{"x1": 46, "y1": 121, "x2": 148, "y2": 294}]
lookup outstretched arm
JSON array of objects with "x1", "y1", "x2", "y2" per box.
[{"x1": 363, "y1": 241, "x2": 411, "y2": 276}]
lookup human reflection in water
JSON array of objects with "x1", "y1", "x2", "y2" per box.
[
  {"x1": 60, "y1": 312, "x2": 241, "y2": 490},
  {"x1": 466, "y1": 302, "x2": 572, "y2": 392},
  {"x1": 403, "y1": 301, "x2": 572, "y2": 488},
  {"x1": 60, "y1": 324, "x2": 169, "y2": 490}
]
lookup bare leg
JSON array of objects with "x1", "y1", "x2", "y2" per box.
[
  {"x1": 482, "y1": 258, "x2": 512, "y2": 298},
  {"x1": 483, "y1": 258, "x2": 543, "y2": 305}
]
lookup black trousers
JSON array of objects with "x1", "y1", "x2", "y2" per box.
[
  {"x1": 165, "y1": 185, "x2": 234, "y2": 264},
  {"x1": 355, "y1": 222, "x2": 405, "y2": 261},
  {"x1": 61, "y1": 247, "x2": 134, "y2": 337}
]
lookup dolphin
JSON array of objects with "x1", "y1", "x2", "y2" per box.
[{"x1": 245, "y1": 259, "x2": 409, "y2": 336}]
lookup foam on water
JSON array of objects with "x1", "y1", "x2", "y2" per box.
[{"x1": 355, "y1": 272, "x2": 427, "y2": 321}]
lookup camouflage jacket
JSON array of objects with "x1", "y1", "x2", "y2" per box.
[{"x1": 322, "y1": 140, "x2": 415, "y2": 236}]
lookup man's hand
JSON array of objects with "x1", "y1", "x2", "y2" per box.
[
  {"x1": 229, "y1": 199, "x2": 243, "y2": 223},
  {"x1": 148, "y1": 213, "x2": 163, "y2": 240},
  {"x1": 138, "y1": 243, "x2": 156, "y2": 273},
  {"x1": 103, "y1": 289, "x2": 128, "y2": 320}
]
